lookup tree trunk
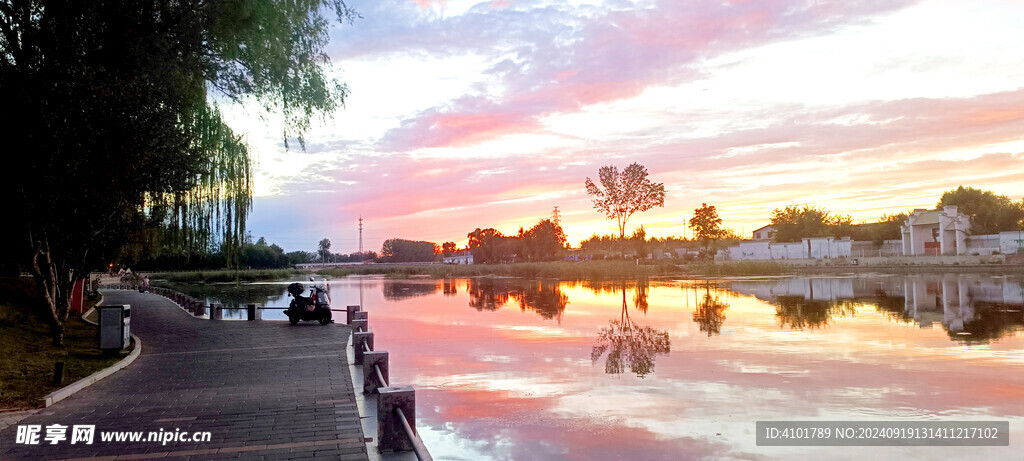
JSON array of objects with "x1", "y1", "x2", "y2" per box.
[{"x1": 29, "y1": 236, "x2": 76, "y2": 347}]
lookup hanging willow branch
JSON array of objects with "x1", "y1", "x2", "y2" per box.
[{"x1": 145, "y1": 103, "x2": 253, "y2": 267}]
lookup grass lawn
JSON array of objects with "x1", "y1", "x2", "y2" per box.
[{"x1": 0, "y1": 277, "x2": 123, "y2": 409}]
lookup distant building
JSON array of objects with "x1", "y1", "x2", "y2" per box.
[
  {"x1": 751, "y1": 225, "x2": 774, "y2": 241},
  {"x1": 722, "y1": 236, "x2": 851, "y2": 261},
  {"x1": 443, "y1": 251, "x2": 474, "y2": 265},
  {"x1": 900, "y1": 206, "x2": 970, "y2": 256}
]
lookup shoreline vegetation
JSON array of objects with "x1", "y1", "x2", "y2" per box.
[{"x1": 147, "y1": 258, "x2": 1024, "y2": 284}]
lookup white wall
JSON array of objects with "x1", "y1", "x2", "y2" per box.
[
  {"x1": 725, "y1": 238, "x2": 849, "y2": 260},
  {"x1": 1000, "y1": 231, "x2": 1024, "y2": 254}
]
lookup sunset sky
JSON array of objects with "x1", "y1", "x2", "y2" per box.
[{"x1": 225, "y1": 0, "x2": 1024, "y2": 253}]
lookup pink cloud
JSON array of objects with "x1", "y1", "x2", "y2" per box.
[
  {"x1": 252, "y1": 85, "x2": 1024, "y2": 250},
  {"x1": 389, "y1": 111, "x2": 543, "y2": 148},
  {"x1": 376, "y1": 0, "x2": 918, "y2": 151},
  {"x1": 253, "y1": 1, "x2": 1024, "y2": 249}
]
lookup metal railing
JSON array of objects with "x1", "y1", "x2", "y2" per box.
[
  {"x1": 349, "y1": 305, "x2": 432, "y2": 460},
  {"x1": 99, "y1": 284, "x2": 354, "y2": 320}
]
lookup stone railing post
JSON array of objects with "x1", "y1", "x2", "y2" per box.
[
  {"x1": 363, "y1": 351, "x2": 389, "y2": 394},
  {"x1": 377, "y1": 386, "x2": 416, "y2": 453},
  {"x1": 352, "y1": 331, "x2": 373, "y2": 365},
  {"x1": 346, "y1": 305, "x2": 362, "y2": 324}
]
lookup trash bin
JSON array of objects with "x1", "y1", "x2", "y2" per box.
[{"x1": 99, "y1": 304, "x2": 130, "y2": 350}]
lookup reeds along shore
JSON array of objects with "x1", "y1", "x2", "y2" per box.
[
  {"x1": 145, "y1": 260, "x2": 806, "y2": 283},
  {"x1": 317, "y1": 260, "x2": 681, "y2": 279}
]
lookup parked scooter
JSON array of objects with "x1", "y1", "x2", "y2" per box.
[{"x1": 285, "y1": 278, "x2": 332, "y2": 325}]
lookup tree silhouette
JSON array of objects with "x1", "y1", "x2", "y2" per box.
[
  {"x1": 585, "y1": 163, "x2": 666, "y2": 239},
  {"x1": 318, "y1": 238, "x2": 332, "y2": 262},
  {"x1": 517, "y1": 219, "x2": 568, "y2": 261},
  {"x1": 591, "y1": 285, "x2": 670, "y2": 378},
  {"x1": 467, "y1": 228, "x2": 516, "y2": 263},
  {"x1": 690, "y1": 203, "x2": 724, "y2": 256},
  {"x1": 769, "y1": 205, "x2": 853, "y2": 242}
]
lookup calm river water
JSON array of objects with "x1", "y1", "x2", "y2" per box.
[{"x1": 166, "y1": 273, "x2": 1024, "y2": 460}]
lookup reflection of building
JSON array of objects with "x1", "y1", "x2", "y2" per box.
[
  {"x1": 732, "y1": 278, "x2": 857, "y2": 301},
  {"x1": 900, "y1": 206, "x2": 970, "y2": 256},
  {"x1": 724, "y1": 237, "x2": 852, "y2": 261},
  {"x1": 729, "y1": 275, "x2": 1024, "y2": 340}
]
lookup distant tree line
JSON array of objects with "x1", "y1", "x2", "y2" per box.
[
  {"x1": 110, "y1": 187, "x2": 1024, "y2": 272},
  {"x1": 381, "y1": 239, "x2": 438, "y2": 262},
  {"x1": 466, "y1": 219, "x2": 568, "y2": 264}
]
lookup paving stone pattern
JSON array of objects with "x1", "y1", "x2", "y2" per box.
[{"x1": 0, "y1": 290, "x2": 369, "y2": 460}]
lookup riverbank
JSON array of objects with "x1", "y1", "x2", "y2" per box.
[
  {"x1": 0, "y1": 277, "x2": 118, "y2": 409},
  {"x1": 317, "y1": 260, "x2": 682, "y2": 279},
  {"x1": 142, "y1": 255, "x2": 1024, "y2": 284},
  {"x1": 152, "y1": 268, "x2": 306, "y2": 283}
]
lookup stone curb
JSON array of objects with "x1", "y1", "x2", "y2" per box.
[{"x1": 41, "y1": 304, "x2": 142, "y2": 407}]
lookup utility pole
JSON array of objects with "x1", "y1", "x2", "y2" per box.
[
  {"x1": 358, "y1": 216, "x2": 363, "y2": 254},
  {"x1": 552, "y1": 206, "x2": 561, "y2": 227}
]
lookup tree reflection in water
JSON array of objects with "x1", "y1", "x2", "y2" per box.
[
  {"x1": 773, "y1": 296, "x2": 857, "y2": 329},
  {"x1": 873, "y1": 290, "x2": 913, "y2": 323},
  {"x1": 443, "y1": 278, "x2": 458, "y2": 297},
  {"x1": 467, "y1": 279, "x2": 511, "y2": 312},
  {"x1": 945, "y1": 301, "x2": 1024, "y2": 344},
  {"x1": 870, "y1": 288, "x2": 1024, "y2": 343},
  {"x1": 382, "y1": 280, "x2": 442, "y2": 301},
  {"x1": 731, "y1": 276, "x2": 1024, "y2": 343},
  {"x1": 692, "y1": 282, "x2": 728, "y2": 336},
  {"x1": 591, "y1": 283, "x2": 670, "y2": 378},
  {"x1": 466, "y1": 279, "x2": 568, "y2": 320},
  {"x1": 512, "y1": 281, "x2": 568, "y2": 320},
  {"x1": 162, "y1": 281, "x2": 286, "y2": 307}
]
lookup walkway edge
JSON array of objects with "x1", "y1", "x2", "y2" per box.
[{"x1": 42, "y1": 306, "x2": 143, "y2": 407}]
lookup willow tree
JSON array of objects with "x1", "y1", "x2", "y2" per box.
[{"x1": 0, "y1": 0, "x2": 354, "y2": 344}]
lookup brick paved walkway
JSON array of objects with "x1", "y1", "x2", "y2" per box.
[{"x1": 0, "y1": 290, "x2": 368, "y2": 460}]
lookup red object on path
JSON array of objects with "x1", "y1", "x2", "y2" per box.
[{"x1": 70, "y1": 279, "x2": 85, "y2": 315}]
